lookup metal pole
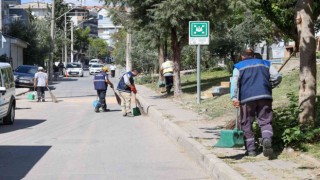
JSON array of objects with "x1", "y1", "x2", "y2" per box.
[
  {"x1": 64, "y1": 14, "x2": 67, "y2": 65},
  {"x1": 0, "y1": 0, "x2": 2, "y2": 32},
  {"x1": 197, "y1": 45, "x2": 201, "y2": 104},
  {"x1": 71, "y1": 21, "x2": 74, "y2": 62},
  {"x1": 49, "y1": 0, "x2": 55, "y2": 81}
]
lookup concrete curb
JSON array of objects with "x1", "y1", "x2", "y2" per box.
[
  {"x1": 136, "y1": 93, "x2": 246, "y2": 180},
  {"x1": 15, "y1": 88, "x2": 30, "y2": 97}
]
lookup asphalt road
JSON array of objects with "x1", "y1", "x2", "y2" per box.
[{"x1": 0, "y1": 71, "x2": 210, "y2": 180}]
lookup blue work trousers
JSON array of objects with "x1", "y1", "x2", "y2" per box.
[{"x1": 240, "y1": 99, "x2": 273, "y2": 151}]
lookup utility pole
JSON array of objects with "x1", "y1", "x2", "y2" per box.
[
  {"x1": 125, "y1": 7, "x2": 132, "y2": 72},
  {"x1": 0, "y1": 0, "x2": 2, "y2": 32},
  {"x1": 64, "y1": 14, "x2": 68, "y2": 65},
  {"x1": 49, "y1": 0, "x2": 55, "y2": 81},
  {"x1": 125, "y1": 33, "x2": 132, "y2": 71},
  {"x1": 71, "y1": 21, "x2": 74, "y2": 62}
]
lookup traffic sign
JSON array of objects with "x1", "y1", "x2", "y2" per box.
[{"x1": 189, "y1": 21, "x2": 210, "y2": 45}]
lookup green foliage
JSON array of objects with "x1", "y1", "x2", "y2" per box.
[
  {"x1": 135, "y1": 74, "x2": 157, "y2": 85},
  {"x1": 74, "y1": 27, "x2": 91, "y2": 54},
  {"x1": 88, "y1": 38, "x2": 109, "y2": 59},
  {"x1": 7, "y1": 19, "x2": 50, "y2": 66},
  {"x1": 256, "y1": 0, "x2": 320, "y2": 46},
  {"x1": 316, "y1": 52, "x2": 320, "y2": 59},
  {"x1": 254, "y1": 93, "x2": 320, "y2": 150},
  {"x1": 111, "y1": 29, "x2": 126, "y2": 66},
  {"x1": 52, "y1": 0, "x2": 70, "y2": 31}
]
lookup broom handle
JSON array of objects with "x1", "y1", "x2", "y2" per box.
[{"x1": 235, "y1": 108, "x2": 239, "y2": 130}]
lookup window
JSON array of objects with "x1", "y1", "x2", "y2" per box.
[
  {"x1": 99, "y1": 15, "x2": 103, "y2": 20},
  {"x1": 15, "y1": 66, "x2": 38, "y2": 74},
  {"x1": 0, "y1": 71, "x2": 3, "y2": 87},
  {"x1": 6, "y1": 68, "x2": 14, "y2": 88},
  {"x1": 1, "y1": 68, "x2": 10, "y2": 89}
]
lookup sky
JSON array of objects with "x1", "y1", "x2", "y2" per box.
[{"x1": 21, "y1": 0, "x2": 104, "y2": 6}]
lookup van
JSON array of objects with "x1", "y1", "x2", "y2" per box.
[
  {"x1": 0, "y1": 63, "x2": 16, "y2": 125},
  {"x1": 89, "y1": 59, "x2": 100, "y2": 66}
]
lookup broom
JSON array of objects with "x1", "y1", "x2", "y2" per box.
[
  {"x1": 47, "y1": 87, "x2": 58, "y2": 103},
  {"x1": 111, "y1": 87, "x2": 121, "y2": 105},
  {"x1": 135, "y1": 97, "x2": 146, "y2": 115}
]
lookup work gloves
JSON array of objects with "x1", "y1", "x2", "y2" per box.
[{"x1": 131, "y1": 86, "x2": 137, "y2": 94}]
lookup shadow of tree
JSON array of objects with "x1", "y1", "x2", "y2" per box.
[
  {"x1": 1, "y1": 119, "x2": 46, "y2": 134},
  {"x1": 0, "y1": 145, "x2": 51, "y2": 179},
  {"x1": 182, "y1": 76, "x2": 230, "y2": 94}
]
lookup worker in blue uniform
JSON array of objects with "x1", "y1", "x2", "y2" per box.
[{"x1": 94, "y1": 66, "x2": 114, "y2": 113}]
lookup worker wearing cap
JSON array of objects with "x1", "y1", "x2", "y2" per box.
[
  {"x1": 34, "y1": 67, "x2": 48, "y2": 102},
  {"x1": 117, "y1": 69, "x2": 139, "y2": 117},
  {"x1": 230, "y1": 49, "x2": 282, "y2": 157},
  {"x1": 93, "y1": 66, "x2": 114, "y2": 113},
  {"x1": 160, "y1": 59, "x2": 174, "y2": 94}
]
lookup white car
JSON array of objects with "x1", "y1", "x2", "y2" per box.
[
  {"x1": 0, "y1": 63, "x2": 16, "y2": 125},
  {"x1": 89, "y1": 64, "x2": 104, "y2": 75},
  {"x1": 65, "y1": 63, "x2": 84, "y2": 77},
  {"x1": 89, "y1": 59, "x2": 100, "y2": 66}
]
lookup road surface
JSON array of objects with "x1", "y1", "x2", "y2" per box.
[{"x1": 0, "y1": 71, "x2": 210, "y2": 180}]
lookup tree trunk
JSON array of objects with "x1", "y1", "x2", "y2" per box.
[
  {"x1": 171, "y1": 27, "x2": 183, "y2": 97},
  {"x1": 158, "y1": 36, "x2": 164, "y2": 77},
  {"x1": 296, "y1": 0, "x2": 317, "y2": 125}
]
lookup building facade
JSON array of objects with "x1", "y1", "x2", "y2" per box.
[
  {"x1": 98, "y1": 8, "x2": 122, "y2": 46},
  {"x1": 0, "y1": 34, "x2": 28, "y2": 69},
  {"x1": 12, "y1": 2, "x2": 49, "y2": 20}
]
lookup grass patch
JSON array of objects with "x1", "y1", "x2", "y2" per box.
[{"x1": 305, "y1": 143, "x2": 320, "y2": 159}]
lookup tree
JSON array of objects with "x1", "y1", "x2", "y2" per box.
[
  {"x1": 111, "y1": 29, "x2": 126, "y2": 65},
  {"x1": 104, "y1": 0, "x2": 229, "y2": 98},
  {"x1": 7, "y1": 19, "x2": 50, "y2": 66},
  {"x1": 73, "y1": 27, "x2": 91, "y2": 59},
  {"x1": 256, "y1": 0, "x2": 320, "y2": 125},
  {"x1": 296, "y1": 0, "x2": 317, "y2": 125},
  {"x1": 88, "y1": 38, "x2": 109, "y2": 59}
]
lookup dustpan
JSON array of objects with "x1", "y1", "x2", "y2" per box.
[
  {"x1": 214, "y1": 108, "x2": 244, "y2": 148},
  {"x1": 27, "y1": 90, "x2": 36, "y2": 100},
  {"x1": 132, "y1": 93, "x2": 141, "y2": 116}
]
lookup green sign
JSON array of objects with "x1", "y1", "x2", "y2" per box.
[
  {"x1": 190, "y1": 22, "x2": 209, "y2": 37},
  {"x1": 189, "y1": 21, "x2": 209, "y2": 45}
]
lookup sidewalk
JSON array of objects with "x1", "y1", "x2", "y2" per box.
[
  {"x1": 15, "y1": 88, "x2": 30, "y2": 96},
  {"x1": 136, "y1": 85, "x2": 320, "y2": 179}
]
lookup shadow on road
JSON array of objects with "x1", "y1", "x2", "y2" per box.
[
  {"x1": 56, "y1": 78, "x2": 79, "y2": 82},
  {"x1": 0, "y1": 145, "x2": 51, "y2": 180},
  {"x1": 0, "y1": 119, "x2": 46, "y2": 134},
  {"x1": 16, "y1": 107, "x2": 32, "y2": 110}
]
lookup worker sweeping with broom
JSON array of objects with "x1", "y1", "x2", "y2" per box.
[{"x1": 230, "y1": 49, "x2": 282, "y2": 157}]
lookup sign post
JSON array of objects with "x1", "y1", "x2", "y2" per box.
[{"x1": 189, "y1": 21, "x2": 210, "y2": 104}]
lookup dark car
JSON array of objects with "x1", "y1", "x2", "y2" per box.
[{"x1": 14, "y1": 65, "x2": 38, "y2": 88}]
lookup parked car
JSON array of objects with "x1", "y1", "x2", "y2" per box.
[
  {"x1": 65, "y1": 63, "x2": 84, "y2": 77},
  {"x1": 0, "y1": 63, "x2": 16, "y2": 125},
  {"x1": 89, "y1": 59, "x2": 100, "y2": 66},
  {"x1": 89, "y1": 64, "x2": 104, "y2": 75},
  {"x1": 13, "y1": 65, "x2": 38, "y2": 88}
]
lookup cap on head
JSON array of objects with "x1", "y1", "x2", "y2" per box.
[
  {"x1": 102, "y1": 66, "x2": 109, "y2": 72},
  {"x1": 38, "y1": 67, "x2": 44, "y2": 71}
]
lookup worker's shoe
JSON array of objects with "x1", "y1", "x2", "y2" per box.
[
  {"x1": 245, "y1": 151, "x2": 256, "y2": 157},
  {"x1": 95, "y1": 108, "x2": 100, "y2": 113},
  {"x1": 262, "y1": 138, "x2": 273, "y2": 158},
  {"x1": 122, "y1": 113, "x2": 127, "y2": 117},
  {"x1": 42, "y1": 99, "x2": 45, "y2": 102},
  {"x1": 126, "y1": 112, "x2": 134, "y2": 117}
]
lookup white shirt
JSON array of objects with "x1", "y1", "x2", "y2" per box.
[
  {"x1": 35, "y1": 72, "x2": 48, "y2": 87},
  {"x1": 110, "y1": 65, "x2": 116, "y2": 71}
]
